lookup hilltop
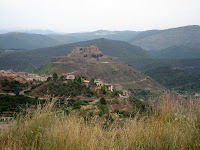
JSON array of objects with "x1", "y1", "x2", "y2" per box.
[{"x1": 37, "y1": 45, "x2": 162, "y2": 90}]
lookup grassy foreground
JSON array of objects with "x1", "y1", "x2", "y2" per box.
[{"x1": 0, "y1": 94, "x2": 200, "y2": 150}]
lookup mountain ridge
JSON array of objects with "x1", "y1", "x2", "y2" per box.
[{"x1": 131, "y1": 25, "x2": 200, "y2": 51}]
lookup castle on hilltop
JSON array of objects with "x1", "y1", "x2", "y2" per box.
[{"x1": 51, "y1": 45, "x2": 119, "y2": 64}]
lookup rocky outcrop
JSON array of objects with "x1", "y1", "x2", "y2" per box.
[{"x1": 51, "y1": 45, "x2": 119, "y2": 64}]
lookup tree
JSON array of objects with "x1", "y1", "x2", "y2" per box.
[
  {"x1": 47, "y1": 77, "x2": 52, "y2": 82},
  {"x1": 53, "y1": 73, "x2": 58, "y2": 81},
  {"x1": 60, "y1": 75, "x2": 65, "y2": 81},
  {"x1": 90, "y1": 78, "x2": 95, "y2": 85},
  {"x1": 100, "y1": 97, "x2": 107, "y2": 105}
]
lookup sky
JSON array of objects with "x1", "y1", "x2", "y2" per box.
[{"x1": 0, "y1": 0, "x2": 200, "y2": 33}]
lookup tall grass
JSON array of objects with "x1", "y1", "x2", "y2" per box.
[{"x1": 0, "y1": 94, "x2": 200, "y2": 150}]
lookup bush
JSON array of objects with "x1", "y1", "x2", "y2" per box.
[
  {"x1": 100, "y1": 97, "x2": 106, "y2": 105},
  {"x1": 99, "y1": 105, "x2": 109, "y2": 116},
  {"x1": 72, "y1": 100, "x2": 83, "y2": 109}
]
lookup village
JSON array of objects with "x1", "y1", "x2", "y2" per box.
[
  {"x1": 66, "y1": 75, "x2": 129, "y2": 98},
  {"x1": 0, "y1": 69, "x2": 129, "y2": 98},
  {"x1": 0, "y1": 69, "x2": 48, "y2": 82}
]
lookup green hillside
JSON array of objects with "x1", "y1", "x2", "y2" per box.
[
  {"x1": 0, "y1": 32, "x2": 62, "y2": 50},
  {"x1": 131, "y1": 25, "x2": 200, "y2": 51},
  {"x1": 150, "y1": 43, "x2": 200, "y2": 59},
  {"x1": 145, "y1": 66, "x2": 200, "y2": 92},
  {"x1": 47, "y1": 34, "x2": 83, "y2": 44}
]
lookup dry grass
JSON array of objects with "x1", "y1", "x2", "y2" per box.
[{"x1": 0, "y1": 94, "x2": 200, "y2": 150}]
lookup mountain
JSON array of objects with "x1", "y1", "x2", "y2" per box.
[
  {"x1": 0, "y1": 32, "x2": 62, "y2": 50},
  {"x1": 37, "y1": 45, "x2": 163, "y2": 90},
  {"x1": 0, "y1": 29, "x2": 60, "y2": 35},
  {"x1": 0, "y1": 30, "x2": 140, "y2": 50},
  {"x1": 46, "y1": 30, "x2": 140, "y2": 45},
  {"x1": 131, "y1": 25, "x2": 200, "y2": 51},
  {"x1": 145, "y1": 66, "x2": 200, "y2": 92},
  {"x1": 47, "y1": 34, "x2": 83, "y2": 44},
  {"x1": 67, "y1": 30, "x2": 140, "y2": 42},
  {"x1": 150, "y1": 43, "x2": 200, "y2": 59},
  {"x1": 0, "y1": 38, "x2": 152, "y2": 72}
]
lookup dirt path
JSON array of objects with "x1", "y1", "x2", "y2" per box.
[{"x1": 121, "y1": 78, "x2": 147, "y2": 85}]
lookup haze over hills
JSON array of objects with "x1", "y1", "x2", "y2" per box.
[
  {"x1": 1, "y1": 25, "x2": 200, "y2": 51},
  {"x1": 131, "y1": 25, "x2": 200, "y2": 51},
  {"x1": 65, "y1": 30, "x2": 140, "y2": 42},
  {"x1": 0, "y1": 30, "x2": 140, "y2": 50},
  {"x1": 0, "y1": 38, "x2": 152, "y2": 72},
  {"x1": 0, "y1": 29, "x2": 59, "y2": 35},
  {"x1": 0, "y1": 32, "x2": 62, "y2": 50}
]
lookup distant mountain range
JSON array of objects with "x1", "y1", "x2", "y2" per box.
[
  {"x1": 131, "y1": 25, "x2": 200, "y2": 51},
  {"x1": 1, "y1": 25, "x2": 200, "y2": 52},
  {"x1": 0, "y1": 29, "x2": 60, "y2": 35},
  {"x1": 0, "y1": 32, "x2": 61, "y2": 50}
]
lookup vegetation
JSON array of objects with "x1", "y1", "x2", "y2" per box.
[
  {"x1": 1, "y1": 94, "x2": 200, "y2": 149},
  {"x1": 0, "y1": 32, "x2": 61, "y2": 50},
  {"x1": 32, "y1": 77, "x2": 95, "y2": 97},
  {"x1": 0, "y1": 79, "x2": 27, "y2": 95},
  {"x1": 146, "y1": 66, "x2": 200, "y2": 92},
  {"x1": 129, "y1": 89, "x2": 164, "y2": 100},
  {"x1": 99, "y1": 97, "x2": 107, "y2": 105},
  {"x1": 151, "y1": 42, "x2": 200, "y2": 59},
  {"x1": 131, "y1": 25, "x2": 200, "y2": 50},
  {"x1": 0, "y1": 95, "x2": 38, "y2": 114}
]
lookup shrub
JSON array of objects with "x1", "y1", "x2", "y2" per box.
[{"x1": 100, "y1": 97, "x2": 106, "y2": 105}]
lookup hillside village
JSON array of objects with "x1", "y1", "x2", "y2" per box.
[
  {"x1": 0, "y1": 69, "x2": 48, "y2": 82},
  {"x1": 0, "y1": 69, "x2": 129, "y2": 98}
]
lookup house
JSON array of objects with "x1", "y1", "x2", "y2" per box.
[
  {"x1": 26, "y1": 77, "x2": 34, "y2": 81},
  {"x1": 122, "y1": 90, "x2": 129, "y2": 97},
  {"x1": 14, "y1": 76, "x2": 26, "y2": 83},
  {"x1": 90, "y1": 86, "x2": 102, "y2": 92},
  {"x1": 104, "y1": 83, "x2": 113, "y2": 92},
  {"x1": 94, "y1": 79, "x2": 104, "y2": 87},
  {"x1": 83, "y1": 80, "x2": 90, "y2": 87},
  {"x1": 2, "y1": 74, "x2": 17, "y2": 78},
  {"x1": 66, "y1": 75, "x2": 75, "y2": 80}
]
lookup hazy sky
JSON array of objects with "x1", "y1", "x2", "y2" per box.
[{"x1": 1, "y1": 0, "x2": 200, "y2": 33}]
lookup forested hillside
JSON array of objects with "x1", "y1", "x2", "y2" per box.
[
  {"x1": 145, "y1": 66, "x2": 200, "y2": 92},
  {"x1": 131, "y1": 25, "x2": 200, "y2": 50},
  {"x1": 150, "y1": 42, "x2": 200, "y2": 59},
  {"x1": 0, "y1": 32, "x2": 62, "y2": 50}
]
